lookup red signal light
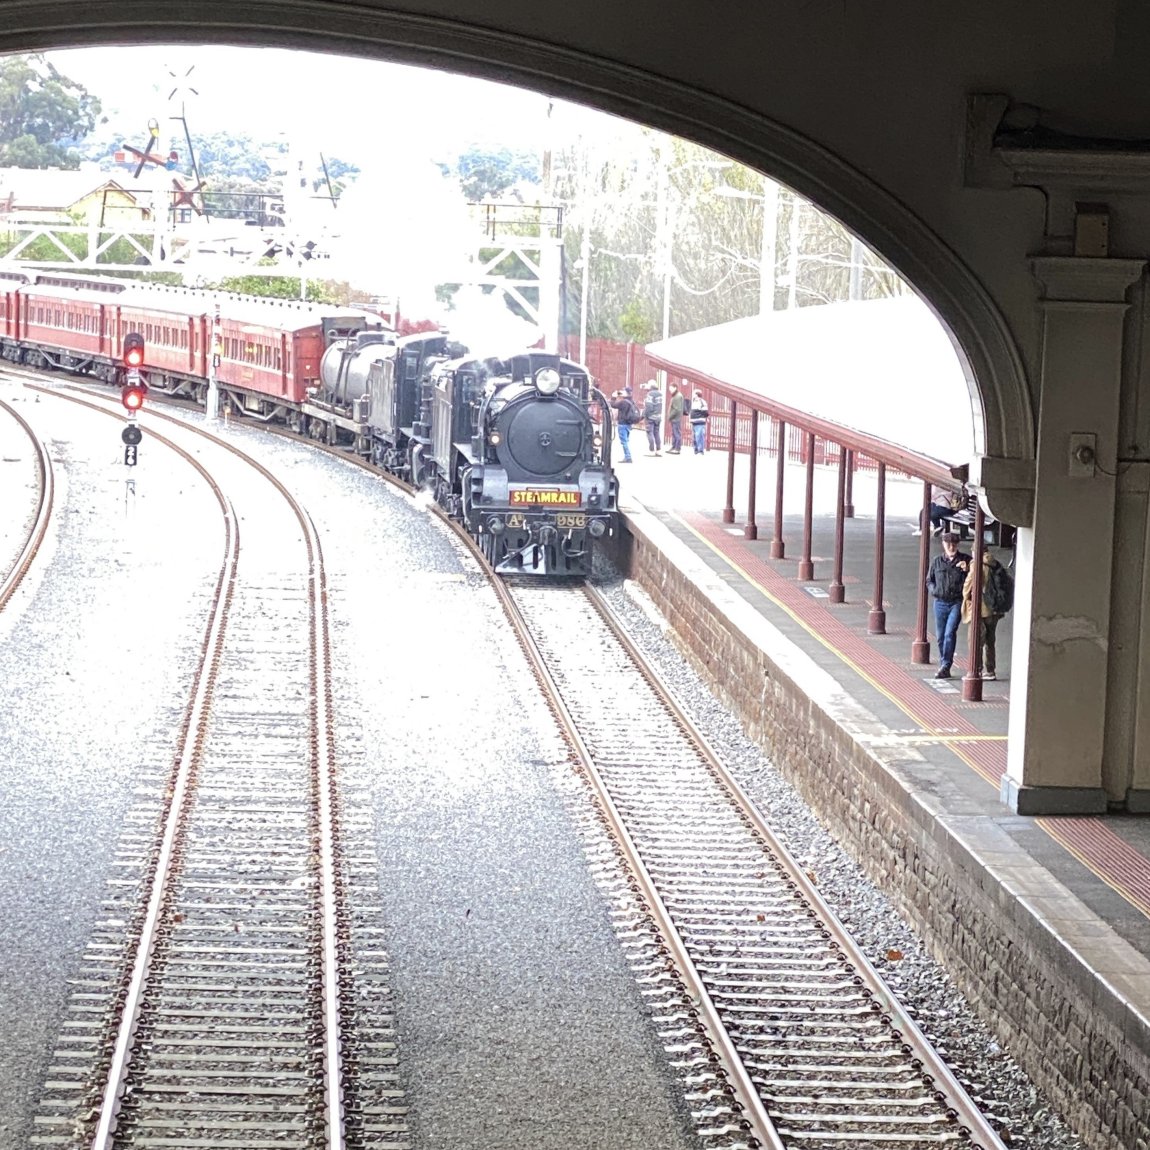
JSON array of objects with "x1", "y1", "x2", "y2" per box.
[
  {"x1": 123, "y1": 332, "x2": 145, "y2": 369},
  {"x1": 121, "y1": 383, "x2": 147, "y2": 412}
]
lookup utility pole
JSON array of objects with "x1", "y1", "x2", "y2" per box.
[
  {"x1": 849, "y1": 234, "x2": 865, "y2": 300},
  {"x1": 759, "y1": 180, "x2": 779, "y2": 315},
  {"x1": 206, "y1": 300, "x2": 221, "y2": 421},
  {"x1": 787, "y1": 191, "x2": 802, "y2": 310},
  {"x1": 579, "y1": 222, "x2": 591, "y2": 366}
]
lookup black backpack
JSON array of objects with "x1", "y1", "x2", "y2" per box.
[
  {"x1": 984, "y1": 562, "x2": 1014, "y2": 614},
  {"x1": 621, "y1": 399, "x2": 641, "y2": 425}
]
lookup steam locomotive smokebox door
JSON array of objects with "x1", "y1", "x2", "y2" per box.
[{"x1": 506, "y1": 401, "x2": 582, "y2": 477}]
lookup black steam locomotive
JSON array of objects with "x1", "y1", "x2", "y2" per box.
[{"x1": 318, "y1": 331, "x2": 619, "y2": 576}]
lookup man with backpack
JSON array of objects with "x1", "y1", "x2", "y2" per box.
[
  {"x1": 609, "y1": 388, "x2": 638, "y2": 462},
  {"x1": 643, "y1": 380, "x2": 664, "y2": 455},
  {"x1": 962, "y1": 548, "x2": 1015, "y2": 681}
]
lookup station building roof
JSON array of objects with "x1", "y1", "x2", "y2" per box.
[{"x1": 645, "y1": 294, "x2": 978, "y2": 473}]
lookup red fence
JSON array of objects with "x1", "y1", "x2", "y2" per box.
[{"x1": 568, "y1": 336, "x2": 661, "y2": 397}]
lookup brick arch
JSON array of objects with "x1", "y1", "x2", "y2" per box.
[{"x1": 0, "y1": 2, "x2": 1032, "y2": 466}]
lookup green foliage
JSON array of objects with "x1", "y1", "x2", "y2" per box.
[
  {"x1": 449, "y1": 145, "x2": 541, "y2": 201},
  {"x1": 201, "y1": 273, "x2": 342, "y2": 304},
  {"x1": 0, "y1": 54, "x2": 101, "y2": 169},
  {"x1": 618, "y1": 298, "x2": 656, "y2": 344}
]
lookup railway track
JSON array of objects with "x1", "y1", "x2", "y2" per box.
[
  {"x1": 0, "y1": 393, "x2": 54, "y2": 613},
  {"x1": 18, "y1": 374, "x2": 1006, "y2": 1148},
  {"x1": 22, "y1": 389, "x2": 405, "y2": 1149},
  {"x1": 497, "y1": 577, "x2": 1008, "y2": 1150}
]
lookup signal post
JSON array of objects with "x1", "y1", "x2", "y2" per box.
[{"x1": 120, "y1": 332, "x2": 147, "y2": 484}]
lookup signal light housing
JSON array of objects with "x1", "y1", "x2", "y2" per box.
[
  {"x1": 121, "y1": 382, "x2": 148, "y2": 412},
  {"x1": 123, "y1": 331, "x2": 145, "y2": 369}
]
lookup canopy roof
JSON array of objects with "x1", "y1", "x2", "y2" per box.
[{"x1": 645, "y1": 294, "x2": 978, "y2": 470}]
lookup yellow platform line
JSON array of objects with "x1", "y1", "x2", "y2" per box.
[
  {"x1": 1037, "y1": 818, "x2": 1150, "y2": 919},
  {"x1": 672, "y1": 510, "x2": 1000, "y2": 786}
]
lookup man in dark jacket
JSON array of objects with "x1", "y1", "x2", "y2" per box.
[
  {"x1": 667, "y1": 383, "x2": 685, "y2": 453},
  {"x1": 609, "y1": 388, "x2": 637, "y2": 462},
  {"x1": 926, "y1": 531, "x2": 971, "y2": 679}
]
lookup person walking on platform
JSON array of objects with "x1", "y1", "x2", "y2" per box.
[
  {"x1": 689, "y1": 389, "x2": 710, "y2": 454},
  {"x1": 643, "y1": 380, "x2": 663, "y2": 455},
  {"x1": 609, "y1": 388, "x2": 637, "y2": 463},
  {"x1": 926, "y1": 531, "x2": 971, "y2": 679},
  {"x1": 962, "y1": 549, "x2": 1014, "y2": 680},
  {"x1": 667, "y1": 383, "x2": 684, "y2": 453}
]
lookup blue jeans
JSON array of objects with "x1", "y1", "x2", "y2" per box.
[
  {"x1": 646, "y1": 419, "x2": 662, "y2": 452},
  {"x1": 618, "y1": 422, "x2": 632, "y2": 461},
  {"x1": 692, "y1": 422, "x2": 706, "y2": 453},
  {"x1": 933, "y1": 599, "x2": 962, "y2": 669},
  {"x1": 669, "y1": 418, "x2": 682, "y2": 451}
]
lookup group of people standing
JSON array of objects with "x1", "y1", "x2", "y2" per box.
[
  {"x1": 926, "y1": 530, "x2": 1014, "y2": 680},
  {"x1": 609, "y1": 380, "x2": 710, "y2": 462}
]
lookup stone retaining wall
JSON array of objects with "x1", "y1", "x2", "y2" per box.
[{"x1": 604, "y1": 513, "x2": 1149, "y2": 1150}]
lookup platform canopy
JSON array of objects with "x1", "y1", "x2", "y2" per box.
[{"x1": 645, "y1": 294, "x2": 977, "y2": 471}]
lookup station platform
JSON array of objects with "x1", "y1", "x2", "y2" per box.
[{"x1": 612, "y1": 440, "x2": 1150, "y2": 1146}]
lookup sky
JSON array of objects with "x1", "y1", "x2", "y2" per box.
[
  {"x1": 36, "y1": 47, "x2": 576, "y2": 324},
  {"x1": 45, "y1": 46, "x2": 593, "y2": 165},
  {"x1": 41, "y1": 45, "x2": 622, "y2": 320}
]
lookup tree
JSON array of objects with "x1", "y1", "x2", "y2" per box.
[
  {"x1": 0, "y1": 54, "x2": 101, "y2": 169},
  {"x1": 447, "y1": 144, "x2": 541, "y2": 201},
  {"x1": 200, "y1": 272, "x2": 342, "y2": 304}
]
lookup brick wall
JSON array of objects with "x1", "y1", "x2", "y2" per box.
[{"x1": 603, "y1": 513, "x2": 1149, "y2": 1150}]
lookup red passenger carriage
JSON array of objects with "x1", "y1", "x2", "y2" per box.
[{"x1": 0, "y1": 275, "x2": 385, "y2": 440}]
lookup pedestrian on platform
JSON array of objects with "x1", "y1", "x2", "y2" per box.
[
  {"x1": 689, "y1": 389, "x2": 710, "y2": 454},
  {"x1": 962, "y1": 549, "x2": 1014, "y2": 680},
  {"x1": 609, "y1": 388, "x2": 637, "y2": 463},
  {"x1": 643, "y1": 380, "x2": 663, "y2": 455},
  {"x1": 914, "y1": 484, "x2": 958, "y2": 536},
  {"x1": 667, "y1": 383, "x2": 684, "y2": 453},
  {"x1": 926, "y1": 531, "x2": 971, "y2": 679}
]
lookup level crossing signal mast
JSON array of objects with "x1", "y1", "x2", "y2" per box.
[{"x1": 121, "y1": 332, "x2": 146, "y2": 466}]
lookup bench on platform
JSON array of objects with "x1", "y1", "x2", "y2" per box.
[{"x1": 941, "y1": 492, "x2": 1016, "y2": 548}]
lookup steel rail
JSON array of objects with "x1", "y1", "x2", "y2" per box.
[
  {"x1": 0, "y1": 394, "x2": 54, "y2": 612},
  {"x1": 24, "y1": 380, "x2": 347, "y2": 1148},
  {"x1": 490, "y1": 577, "x2": 783, "y2": 1150},
  {"x1": 301, "y1": 508, "x2": 347, "y2": 1149},
  {"x1": 582, "y1": 582, "x2": 1009, "y2": 1150}
]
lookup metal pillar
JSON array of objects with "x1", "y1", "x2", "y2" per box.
[
  {"x1": 844, "y1": 449, "x2": 855, "y2": 517},
  {"x1": 962, "y1": 504, "x2": 986, "y2": 701},
  {"x1": 771, "y1": 419, "x2": 786, "y2": 558},
  {"x1": 745, "y1": 410, "x2": 759, "y2": 540},
  {"x1": 829, "y1": 447, "x2": 847, "y2": 602},
  {"x1": 868, "y1": 462, "x2": 887, "y2": 634},
  {"x1": 723, "y1": 400, "x2": 737, "y2": 524},
  {"x1": 798, "y1": 431, "x2": 815, "y2": 581},
  {"x1": 912, "y1": 480, "x2": 932, "y2": 662}
]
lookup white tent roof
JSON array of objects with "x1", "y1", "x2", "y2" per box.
[{"x1": 645, "y1": 294, "x2": 978, "y2": 468}]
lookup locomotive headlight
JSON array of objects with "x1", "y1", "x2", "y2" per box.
[
  {"x1": 593, "y1": 433, "x2": 603, "y2": 449},
  {"x1": 589, "y1": 518, "x2": 608, "y2": 538},
  {"x1": 488, "y1": 516, "x2": 506, "y2": 534},
  {"x1": 534, "y1": 367, "x2": 561, "y2": 396},
  {"x1": 489, "y1": 431, "x2": 502, "y2": 445}
]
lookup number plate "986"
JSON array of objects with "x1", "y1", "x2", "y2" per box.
[{"x1": 556, "y1": 513, "x2": 587, "y2": 529}]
